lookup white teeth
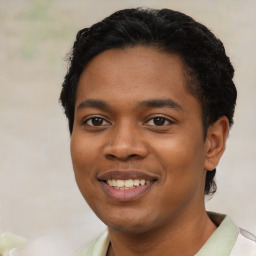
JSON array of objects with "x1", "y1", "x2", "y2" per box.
[
  {"x1": 134, "y1": 179, "x2": 140, "y2": 186},
  {"x1": 124, "y1": 179, "x2": 133, "y2": 188},
  {"x1": 106, "y1": 179, "x2": 150, "y2": 189},
  {"x1": 116, "y1": 180, "x2": 125, "y2": 187}
]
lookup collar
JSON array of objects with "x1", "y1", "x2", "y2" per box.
[{"x1": 195, "y1": 212, "x2": 239, "y2": 256}]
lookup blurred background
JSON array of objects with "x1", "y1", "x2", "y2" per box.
[{"x1": 0, "y1": 0, "x2": 255, "y2": 253}]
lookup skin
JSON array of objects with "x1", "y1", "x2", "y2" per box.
[{"x1": 71, "y1": 46, "x2": 229, "y2": 256}]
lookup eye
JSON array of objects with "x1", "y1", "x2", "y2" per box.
[
  {"x1": 146, "y1": 116, "x2": 172, "y2": 126},
  {"x1": 83, "y1": 116, "x2": 110, "y2": 127}
]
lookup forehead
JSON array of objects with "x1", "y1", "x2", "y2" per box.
[{"x1": 76, "y1": 46, "x2": 198, "y2": 113}]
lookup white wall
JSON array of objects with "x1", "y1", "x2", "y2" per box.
[{"x1": 0, "y1": 0, "x2": 255, "y2": 253}]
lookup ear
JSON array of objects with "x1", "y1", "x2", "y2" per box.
[{"x1": 204, "y1": 116, "x2": 230, "y2": 171}]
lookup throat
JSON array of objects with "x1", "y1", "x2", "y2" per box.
[{"x1": 107, "y1": 211, "x2": 217, "y2": 256}]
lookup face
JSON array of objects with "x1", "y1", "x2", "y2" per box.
[{"x1": 71, "y1": 46, "x2": 209, "y2": 234}]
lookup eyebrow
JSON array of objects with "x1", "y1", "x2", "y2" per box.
[
  {"x1": 77, "y1": 99, "x2": 110, "y2": 111},
  {"x1": 138, "y1": 99, "x2": 183, "y2": 110},
  {"x1": 77, "y1": 98, "x2": 183, "y2": 111}
]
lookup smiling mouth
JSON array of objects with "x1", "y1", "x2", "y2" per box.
[
  {"x1": 97, "y1": 171, "x2": 158, "y2": 201},
  {"x1": 104, "y1": 179, "x2": 152, "y2": 190}
]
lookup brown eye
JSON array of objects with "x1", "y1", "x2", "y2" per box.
[
  {"x1": 84, "y1": 117, "x2": 110, "y2": 127},
  {"x1": 153, "y1": 117, "x2": 166, "y2": 126},
  {"x1": 91, "y1": 117, "x2": 104, "y2": 126},
  {"x1": 146, "y1": 116, "x2": 172, "y2": 126}
]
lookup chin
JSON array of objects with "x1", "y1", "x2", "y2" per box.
[
  {"x1": 102, "y1": 213, "x2": 156, "y2": 235},
  {"x1": 108, "y1": 222, "x2": 152, "y2": 235}
]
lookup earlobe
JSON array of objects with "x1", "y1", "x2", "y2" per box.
[{"x1": 204, "y1": 116, "x2": 229, "y2": 171}]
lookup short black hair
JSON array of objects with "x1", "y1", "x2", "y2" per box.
[{"x1": 60, "y1": 8, "x2": 237, "y2": 196}]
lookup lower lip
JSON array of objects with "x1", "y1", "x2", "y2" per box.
[{"x1": 99, "y1": 181, "x2": 155, "y2": 202}]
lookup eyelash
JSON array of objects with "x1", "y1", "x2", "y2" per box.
[
  {"x1": 82, "y1": 115, "x2": 173, "y2": 128},
  {"x1": 82, "y1": 116, "x2": 110, "y2": 127},
  {"x1": 145, "y1": 116, "x2": 173, "y2": 126}
]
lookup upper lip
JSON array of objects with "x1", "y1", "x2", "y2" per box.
[{"x1": 97, "y1": 170, "x2": 158, "y2": 181}]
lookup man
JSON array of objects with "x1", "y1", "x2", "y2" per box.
[{"x1": 60, "y1": 8, "x2": 256, "y2": 256}]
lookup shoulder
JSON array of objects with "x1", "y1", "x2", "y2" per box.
[
  {"x1": 75, "y1": 230, "x2": 109, "y2": 256},
  {"x1": 230, "y1": 228, "x2": 256, "y2": 255}
]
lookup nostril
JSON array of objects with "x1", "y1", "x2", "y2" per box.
[
  {"x1": 128, "y1": 154, "x2": 140, "y2": 159},
  {"x1": 103, "y1": 141, "x2": 149, "y2": 160},
  {"x1": 106, "y1": 154, "x2": 117, "y2": 160},
  {"x1": 106, "y1": 153, "x2": 142, "y2": 161}
]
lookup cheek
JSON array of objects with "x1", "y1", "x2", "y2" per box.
[
  {"x1": 154, "y1": 134, "x2": 205, "y2": 169},
  {"x1": 152, "y1": 134, "x2": 206, "y2": 191},
  {"x1": 149, "y1": 140, "x2": 206, "y2": 219},
  {"x1": 70, "y1": 134, "x2": 102, "y2": 207},
  {"x1": 70, "y1": 133, "x2": 99, "y2": 187},
  {"x1": 71, "y1": 132, "x2": 97, "y2": 167}
]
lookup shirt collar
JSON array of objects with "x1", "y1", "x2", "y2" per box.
[{"x1": 195, "y1": 212, "x2": 239, "y2": 256}]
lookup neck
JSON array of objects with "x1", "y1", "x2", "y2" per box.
[{"x1": 107, "y1": 210, "x2": 216, "y2": 256}]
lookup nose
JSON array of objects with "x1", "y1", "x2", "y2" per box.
[{"x1": 103, "y1": 123, "x2": 149, "y2": 161}]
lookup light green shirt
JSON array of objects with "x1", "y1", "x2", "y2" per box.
[
  {"x1": 195, "y1": 212, "x2": 238, "y2": 256},
  {"x1": 75, "y1": 212, "x2": 256, "y2": 256}
]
